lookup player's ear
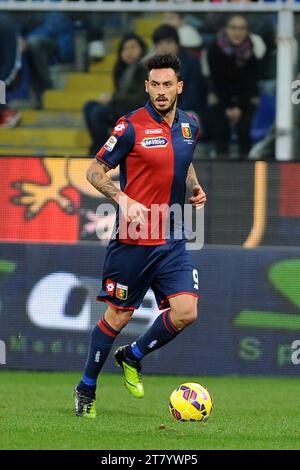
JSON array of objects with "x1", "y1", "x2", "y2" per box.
[
  {"x1": 145, "y1": 80, "x2": 149, "y2": 94},
  {"x1": 177, "y1": 81, "x2": 183, "y2": 95}
]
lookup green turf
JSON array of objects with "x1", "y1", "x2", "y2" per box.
[{"x1": 0, "y1": 371, "x2": 300, "y2": 450}]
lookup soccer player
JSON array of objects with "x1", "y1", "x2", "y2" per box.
[{"x1": 74, "y1": 53, "x2": 206, "y2": 418}]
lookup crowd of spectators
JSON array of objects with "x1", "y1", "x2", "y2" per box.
[
  {"x1": 0, "y1": 10, "x2": 278, "y2": 159},
  {"x1": 84, "y1": 33, "x2": 148, "y2": 155},
  {"x1": 207, "y1": 14, "x2": 265, "y2": 159},
  {"x1": 0, "y1": 12, "x2": 75, "y2": 124},
  {"x1": 0, "y1": 14, "x2": 23, "y2": 128}
]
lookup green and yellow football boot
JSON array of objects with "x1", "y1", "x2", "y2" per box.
[
  {"x1": 114, "y1": 345, "x2": 144, "y2": 398},
  {"x1": 74, "y1": 386, "x2": 96, "y2": 418}
]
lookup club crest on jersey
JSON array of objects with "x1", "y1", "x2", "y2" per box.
[
  {"x1": 104, "y1": 136, "x2": 117, "y2": 152},
  {"x1": 105, "y1": 279, "x2": 116, "y2": 296},
  {"x1": 116, "y1": 283, "x2": 128, "y2": 300},
  {"x1": 141, "y1": 137, "x2": 168, "y2": 148},
  {"x1": 181, "y1": 123, "x2": 192, "y2": 139}
]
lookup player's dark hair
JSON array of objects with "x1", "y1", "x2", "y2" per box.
[{"x1": 146, "y1": 53, "x2": 181, "y2": 80}]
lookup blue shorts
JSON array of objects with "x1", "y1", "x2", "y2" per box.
[{"x1": 97, "y1": 239, "x2": 200, "y2": 311}]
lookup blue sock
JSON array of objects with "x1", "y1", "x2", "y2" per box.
[
  {"x1": 78, "y1": 318, "x2": 119, "y2": 395},
  {"x1": 126, "y1": 309, "x2": 179, "y2": 361}
]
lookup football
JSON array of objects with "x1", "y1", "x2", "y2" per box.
[{"x1": 169, "y1": 382, "x2": 214, "y2": 422}]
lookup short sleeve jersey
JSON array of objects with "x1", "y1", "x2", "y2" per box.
[{"x1": 96, "y1": 101, "x2": 200, "y2": 245}]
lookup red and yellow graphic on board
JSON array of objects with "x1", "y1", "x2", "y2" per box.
[{"x1": 0, "y1": 157, "x2": 118, "y2": 243}]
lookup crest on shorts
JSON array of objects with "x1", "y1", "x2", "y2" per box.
[
  {"x1": 181, "y1": 123, "x2": 192, "y2": 139},
  {"x1": 116, "y1": 283, "x2": 128, "y2": 300}
]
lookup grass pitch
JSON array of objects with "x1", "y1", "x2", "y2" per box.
[{"x1": 0, "y1": 371, "x2": 299, "y2": 450}]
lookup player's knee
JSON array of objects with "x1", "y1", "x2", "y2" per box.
[
  {"x1": 182, "y1": 308, "x2": 198, "y2": 327},
  {"x1": 104, "y1": 307, "x2": 133, "y2": 331},
  {"x1": 175, "y1": 303, "x2": 198, "y2": 329},
  {"x1": 115, "y1": 310, "x2": 133, "y2": 330}
]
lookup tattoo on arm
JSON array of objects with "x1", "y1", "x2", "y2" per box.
[
  {"x1": 87, "y1": 162, "x2": 121, "y2": 200},
  {"x1": 186, "y1": 164, "x2": 199, "y2": 192},
  {"x1": 98, "y1": 180, "x2": 121, "y2": 199},
  {"x1": 95, "y1": 160, "x2": 111, "y2": 172}
]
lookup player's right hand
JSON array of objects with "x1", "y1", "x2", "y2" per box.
[{"x1": 118, "y1": 195, "x2": 150, "y2": 226}]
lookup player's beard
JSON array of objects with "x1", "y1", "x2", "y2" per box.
[{"x1": 152, "y1": 94, "x2": 178, "y2": 116}]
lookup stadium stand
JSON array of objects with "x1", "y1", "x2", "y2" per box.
[
  {"x1": 0, "y1": 14, "x2": 163, "y2": 157},
  {"x1": 0, "y1": 2, "x2": 298, "y2": 161}
]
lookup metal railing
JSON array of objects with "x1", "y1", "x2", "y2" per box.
[{"x1": 1, "y1": 0, "x2": 300, "y2": 13}]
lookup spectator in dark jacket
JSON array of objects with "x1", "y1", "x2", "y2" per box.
[
  {"x1": 83, "y1": 33, "x2": 147, "y2": 155},
  {"x1": 152, "y1": 25, "x2": 207, "y2": 119},
  {"x1": 25, "y1": 12, "x2": 74, "y2": 109},
  {"x1": 207, "y1": 15, "x2": 265, "y2": 159}
]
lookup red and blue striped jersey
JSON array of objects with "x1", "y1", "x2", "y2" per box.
[{"x1": 96, "y1": 101, "x2": 200, "y2": 245}]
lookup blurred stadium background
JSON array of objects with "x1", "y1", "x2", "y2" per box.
[{"x1": 0, "y1": 0, "x2": 300, "y2": 451}]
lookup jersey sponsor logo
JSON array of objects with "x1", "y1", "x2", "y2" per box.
[
  {"x1": 141, "y1": 137, "x2": 168, "y2": 148},
  {"x1": 113, "y1": 121, "x2": 128, "y2": 135},
  {"x1": 104, "y1": 136, "x2": 117, "y2": 152},
  {"x1": 105, "y1": 278, "x2": 116, "y2": 296},
  {"x1": 181, "y1": 123, "x2": 192, "y2": 139},
  {"x1": 116, "y1": 283, "x2": 128, "y2": 300},
  {"x1": 145, "y1": 128, "x2": 163, "y2": 135}
]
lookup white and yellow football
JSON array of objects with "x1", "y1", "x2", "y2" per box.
[{"x1": 169, "y1": 382, "x2": 214, "y2": 422}]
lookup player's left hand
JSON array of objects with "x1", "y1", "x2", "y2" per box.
[{"x1": 190, "y1": 185, "x2": 206, "y2": 209}]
